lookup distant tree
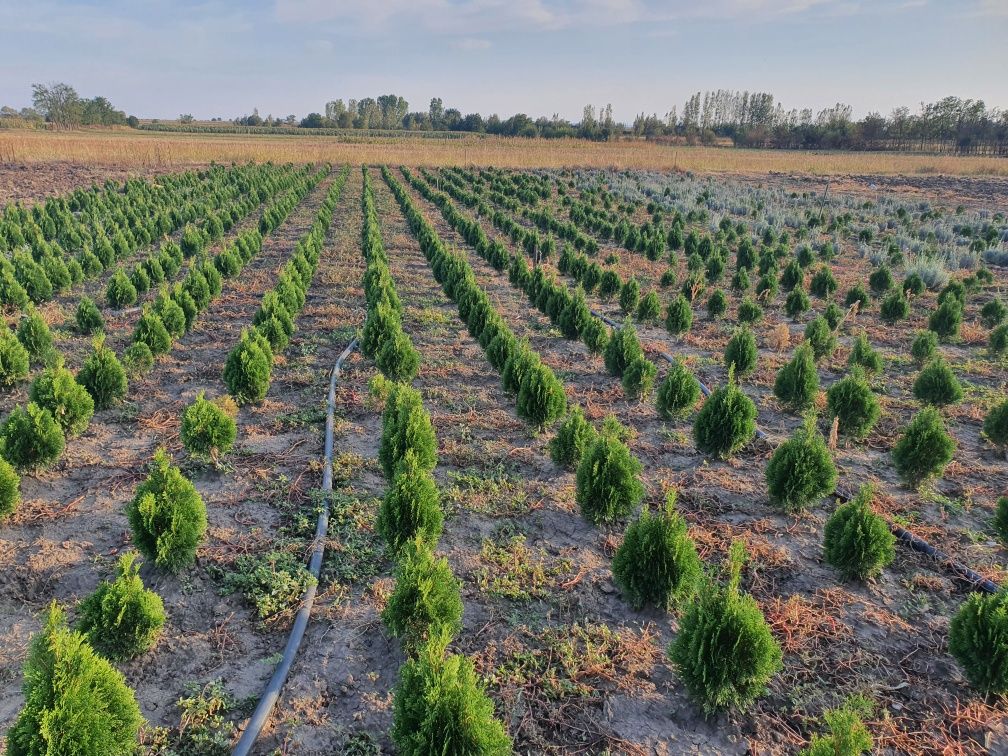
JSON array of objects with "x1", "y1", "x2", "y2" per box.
[
  {"x1": 31, "y1": 82, "x2": 81, "y2": 128},
  {"x1": 300, "y1": 112, "x2": 325, "y2": 128},
  {"x1": 178, "y1": 113, "x2": 194, "y2": 124}
]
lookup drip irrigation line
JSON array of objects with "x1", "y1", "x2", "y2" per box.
[{"x1": 232, "y1": 337, "x2": 358, "y2": 756}]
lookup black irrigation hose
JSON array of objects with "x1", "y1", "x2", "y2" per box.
[
  {"x1": 592, "y1": 308, "x2": 999, "y2": 594},
  {"x1": 233, "y1": 337, "x2": 359, "y2": 756}
]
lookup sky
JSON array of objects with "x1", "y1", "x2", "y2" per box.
[{"x1": 0, "y1": 0, "x2": 1005, "y2": 123}]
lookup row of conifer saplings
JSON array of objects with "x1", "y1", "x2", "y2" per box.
[
  {"x1": 3, "y1": 169, "x2": 346, "y2": 754},
  {"x1": 382, "y1": 164, "x2": 877, "y2": 750},
  {"x1": 388, "y1": 166, "x2": 1008, "y2": 747}
]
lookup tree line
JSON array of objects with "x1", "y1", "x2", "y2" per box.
[{"x1": 4, "y1": 82, "x2": 1006, "y2": 155}]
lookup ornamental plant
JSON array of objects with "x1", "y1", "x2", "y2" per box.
[
  {"x1": 948, "y1": 590, "x2": 1008, "y2": 695},
  {"x1": 377, "y1": 449, "x2": 443, "y2": 556},
  {"x1": 636, "y1": 290, "x2": 661, "y2": 323},
  {"x1": 6, "y1": 604, "x2": 142, "y2": 756},
  {"x1": 765, "y1": 415, "x2": 837, "y2": 513},
  {"x1": 548, "y1": 406, "x2": 598, "y2": 469},
  {"x1": 847, "y1": 330, "x2": 882, "y2": 374},
  {"x1": 132, "y1": 307, "x2": 172, "y2": 356},
  {"x1": 910, "y1": 330, "x2": 938, "y2": 366},
  {"x1": 604, "y1": 319, "x2": 644, "y2": 377},
  {"x1": 707, "y1": 288, "x2": 728, "y2": 319},
  {"x1": 390, "y1": 632, "x2": 511, "y2": 756},
  {"x1": 126, "y1": 448, "x2": 207, "y2": 572},
  {"x1": 724, "y1": 326, "x2": 758, "y2": 378},
  {"x1": 76, "y1": 552, "x2": 166, "y2": 661},
  {"x1": 517, "y1": 361, "x2": 567, "y2": 428},
  {"x1": 983, "y1": 399, "x2": 1008, "y2": 450},
  {"x1": 612, "y1": 490, "x2": 702, "y2": 611},
  {"x1": 29, "y1": 362, "x2": 94, "y2": 437},
  {"x1": 822, "y1": 483, "x2": 895, "y2": 581},
  {"x1": 880, "y1": 290, "x2": 909, "y2": 324},
  {"x1": 891, "y1": 406, "x2": 956, "y2": 487},
  {"x1": 621, "y1": 356, "x2": 657, "y2": 402},
  {"x1": 381, "y1": 539, "x2": 462, "y2": 656},
  {"x1": 826, "y1": 368, "x2": 881, "y2": 440},
  {"x1": 774, "y1": 344, "x2": 819, "y2": 411},
  {"x1": 928, "y1": 298, "x2": 963, "y2": 341},
  {"x1": 785, "y1": 286, "x2": 810, "y2": 320},
  {"x1": 377, "y1": 328, "x2": 420, "y2": 383},
  {"x1": 74, "y1": 296, "x2": 104, "y2": 335},
  {"x1": 912, "y1": 357, "x2": 963, "y2": 407},
  {"x1": 575, "y1": 428, "x2": 644, "y2": 524},
  {"x1": 379, "y1": 382, "x2": 437, "y2": 480},
  {"x1": 665, "y1": 294, "x2": 693, "y2": 336},
  {"x1": 0, "y1": 456, "x2": 20, "y2": 520},
  {"x1": 737, "y1": 297, "x2": 763, "y2": 324},
  {"x1": 0, "y1": 402, "x2": 65, "y2": 471},
  {"x1": 223, "y1": 328, "x2": 272, "y2": 405},
  {"x1": 656, "y1": 358, "x2": 701, "y2": 420},
  {"x1": 16, "y1": 309, "x2": 54, "y2": 365},
  {"x1": 77, "y1": 336, "x2": 127, "y2": 410},
  {"x1": 106, "y1": 268, "x2": 138, "y2": 308},
  {"x1": 0, "y1": 326, "x2": 30, "y2": 386},
  {"x1": 693, "y1": 368, "x2": 757, "y2": 458},
  {"x1": 800, "y1": 699, "x2": 874, "y2": 756},
  {"x1": 619, "y1": 277, "x2": 641, "y2": 314},
  {"x1": 181, "y1": 391, "x2": 237, "y2": 460},
  {"x1": 804, "y1": 316, "x2": 837, "y2": 361},
  {"x1": 668, "y1": 541, "x2": 782, "y2": 714}
]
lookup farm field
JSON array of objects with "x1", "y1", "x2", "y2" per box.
[{"x1": 0, "y1": 158, "x2": 1007, "y2": 756}]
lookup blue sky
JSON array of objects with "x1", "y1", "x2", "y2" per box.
[{"x1": 0, "y1": 0, "x2": 1005, "y2": 122}]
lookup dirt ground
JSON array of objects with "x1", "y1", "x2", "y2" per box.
[
  {"x1": 0, "y1": 160, "x2": 197, "y2": 206},
  {"x1": 0, "y1": 161, "x2": 1006, "y2": 754}
]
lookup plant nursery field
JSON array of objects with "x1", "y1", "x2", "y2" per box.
[{"x1": 0, "y1": 158, "x2": 1006, "y2": 756}]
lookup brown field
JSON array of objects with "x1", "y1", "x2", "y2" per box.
[{"x1": 2, "y1": 127, "x2": 1007, "y2": 176}]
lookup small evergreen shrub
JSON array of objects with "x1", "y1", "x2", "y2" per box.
[
  {"x1": 6, "y1": 604, "x2": 141, "y2": 756},
  {"x1": 665, "y1": 294, "x2": 693, "y2": 336},
  {"x1": 377, "y1": 449, "x2": 443, "y2": 556},
  {"x1": 376, "y1": 328, "x2": 420, "y2": 383},
  {"x1": 154, "y1": 289, "x2": 186, "y2": 339},
  {"x1": 517, "y1": 361, "x2": 567, "y2": 428},
  {"x1": 737, "y1": 297, "x2": 763, "y2": 324},
  {"x1": 822, "y1": 302, "x2": 844, "y2": 330},
  {"x1": 127, "y1": 448, "x2": 207, "y2": 572},
  {"x1": 804, "y1": 316, "x2": 836, "y2": 361},
  {"x1": 948, "y1": 590, "x2": 1008, "y2": 695},
  {"x1": 636, "y1": 290, "x2": 661, "y2": 323},
  {"x1": 381, "y1": 539, "x2": 462, "y2": 655},
  {"x1": 724, "y1": 326, "x2": 758, "y2": 378},
  {"x1": 706, "y1": 288, "x2": 728, "y2": 319},
  {"x1": 604, "y1": 320, "x2": 644, "y2": 377},
  {"x1": 785, "y1": 286, "x2": 810, "y2": 320},
  {"x1": 16, "y1": 310, "x2": 54, "y2": 365},
  {"x1": 612, "y1": 490, "x2": 702, "y2": 611},
  {"x1": 548, "y1": 406, "x2": 597, "y2": 469},
  {"x1": 847, "y1": 330, "x2": 882, "y2": 374},
  {"x1": 575, "y1": 431, "x2": 644, "y2": 524},
  {"x1": 74, "y1": 296, "x2": 104, "y2": 334},
  {"x1": 823, "y1": 484, "x2": 895, "y2": 581},
  {"x1": 910, "y1": 330, "x2": 938, "y2": 366},
  {"x1": 992, "y1": 324, "x2": 1008, "y2": 355},
  {"x1": 903, "y1": 271, "x2": 926, "y2": 297},
  {"x1": 880, "y1": 290, "x2": 910, "y2": 323},
  {"x1": 391, "y1": 632, "x2": 511, "y2": 756},
  {"x1": 0, "y1": 456, "x2": 20, "y2": 520},
  {"x1": 122, "y1": 342, "x2": 154, "y2": 376},
  {"x1": 379, "y1": 383, "x2": 437, "y2": 480},
  {"x1": 656, "y1": 359, "x2": 701, "y2": 420},
  {"x1": 223, "y1": 328, "x2": 272, "y2": 405},
  {"x1": 868, "y1": 265, "x2": 893, "y2": 295},
  {"x1": 928, "y1": 298, "x2": 963, "y2": 341},
  {"x1": 619, "y1": 278, "x2": 641, "y2": 314},
  {"x1": 981, "y1": 299, "x2": 1007, "y2": 329},
  {"x1": 844, "y1": 284, "x2": 869, "y2": 311},
  {"x1": 29, "y1": 363, "x2": 94, "y2": 437},
  {"x1": 994, "y1": 496, "x2": 1008, "y2": 547},
  {"x1": 800, "y1": 699, "x2": 874, "y2": 756},
  {"x1": 621, "y1": 356, "x2": 657, "y2": 401},
  {"x1": 891, "y1": 406, "x2": 956, "y2": 487},
  {"x1": 983, "y1": 399, "x2": 1008, "y2": 449},
  {"x1": 693, "y1": 369, "x2": 757, "y2": 458},
  {"x1": 810, "y1": 266, "x2": 837, "y2": 299},
  {"x1": 77, "y1": 336, "x2": 128, "y2": 411},
  {"x1": 826, "y1": 369, "x2": 881, "y2": 440},
  {"x1": 132, "y1": 307, "x2": 172, "y2": 356},
  {"x1": 912, "y1": 357, "x2": 963, "y2": 407},
  {"x1": 76, "y1": 552, "x2": 166, "y2": 661},
  {"x1": 106, "y1": 268, "x2": 138, "y2": 308},
  {"x1": 774, "y1": 344, "x2": 820, "y2": 411},
  {"x1": 0, "y1": 402, "x2": 65, "y2": 471},
  {"x1": 580, "y1": 317, "x2": 610, "y2": 356},
  {"x1": 0, "y1": 326, "x2": 30, "y2": 386},
  {"x1": 181, "y1": 391, "x2": 237, "y2": 460},
  {"x1": 765, "y1": 415, "x2": 837, "y2": 512},
  {"x1": 669, "y1": 542, "x2": 782, "y2": 714},
  {"x1": 361, "y1": 300, "x2": 402, "y2": 359}
]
